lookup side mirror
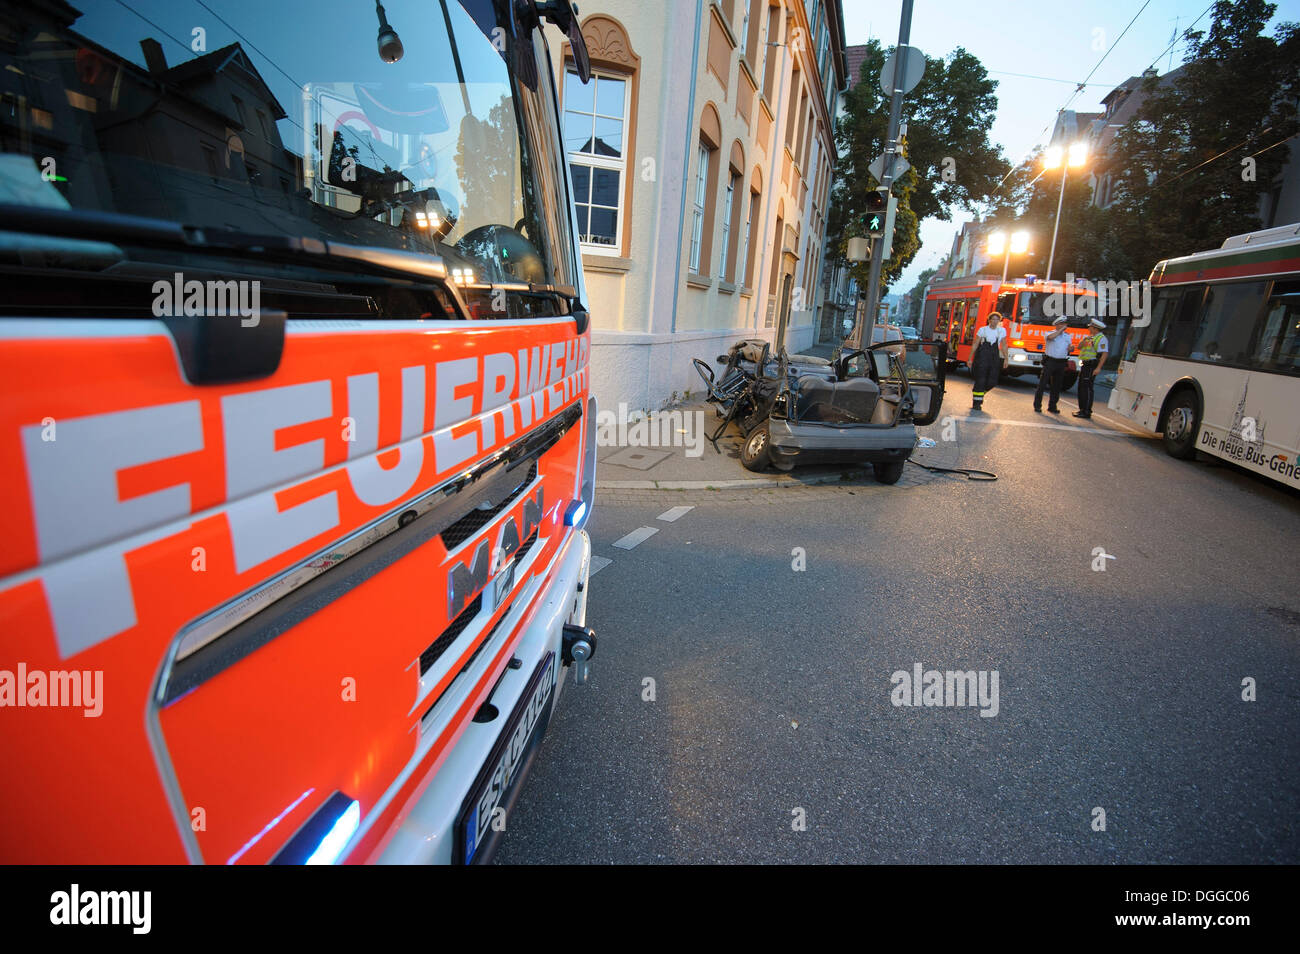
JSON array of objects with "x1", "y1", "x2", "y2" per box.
[
  {"x1": 534, "y1": 1, "x2": 590, "y2": 82},
  {"x1": 716, "y1": 354, "x2": 728, "y2": 364}
]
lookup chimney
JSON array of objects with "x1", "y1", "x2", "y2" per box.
[
  {"x1": 140, "y1": 38, "x2": 168, "y2": 74},
  {"x1": 1141, "y1": 67, "x2": 1157, "y2": 80}
]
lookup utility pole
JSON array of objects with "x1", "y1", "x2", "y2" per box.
[{"x1": 859, "y1": 0, "x2": 914, "y2": 350}]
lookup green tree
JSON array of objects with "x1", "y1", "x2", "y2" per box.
[
  {"x1": 1092, "y1": 0, "x2": 1299, "y2": 276},
  {"x1": 829, "y1": 41, "x2": 1010, "y2": 292}
]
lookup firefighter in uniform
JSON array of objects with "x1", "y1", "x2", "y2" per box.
[
  {"x1": 1074, "y1": 317, "x2": 1109, "y2": 419},
  {"x1": 970, "y1": 312, "x2": 1008, "y2": 411}
]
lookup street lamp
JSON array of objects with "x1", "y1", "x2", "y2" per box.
[
  {"x1": 1043, "y1": 141, "x2": 1088, "y2": 283},
  {"x1": 986, "y1": 229, "x2": 1031, "y2": 286}
]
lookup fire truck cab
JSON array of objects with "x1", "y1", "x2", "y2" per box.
[{"x1": 0, "y1": 0, "x2": 597, "y2": 865}]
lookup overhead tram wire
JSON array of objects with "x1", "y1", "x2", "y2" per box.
[
  {"x1": 192, "y1": 0, "x2": 305, "y2": 92},
  {"x1": 115, "y1": 0, "x2": 310, "y2": 138},
  {"x1": 987, "y1": 0, "x2": 1155, "y2": 208},
  {"x1": 986, "y1": 69, "x2": 1126, "y2": 88}
]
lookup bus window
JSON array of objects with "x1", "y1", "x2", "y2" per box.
[
  {"x1": 1189, "y1": 280, "x2": 1269, "y2": 364},
  {"x1": 962, "y1": 298, "x2": 980, "y2": 345},
  {"x1": 1153, "y1": 286, "x2": 1206, "y2": 358},
  {"x1": 1252, "y1": 281, "x2": 1300, "y2": 372},
  {"x1": 1127, "y1": 287, "x2": 1178, "y2": 359}
]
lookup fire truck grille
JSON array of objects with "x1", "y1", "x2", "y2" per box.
[
  {"x1": 420, "y1": 595, "x2": 521, "y2": 728},
  {"x1": 514, "y1": 526, "x2": 539, "y2": 563},
  {"x1": 417, "y1": 525, "x2": 538, "y2": 701},
  {"x1": 420, "y1": 593, "x2": 482, "y2": 677},
  {"x1": 440, "y1": 461, "x2": 538, "y2": 550}
]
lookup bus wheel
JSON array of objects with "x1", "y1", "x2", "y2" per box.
[
  {"x1": 1062, "y1": 372, "x2": 1079, "y2": 391},
  {"x1": 741, "y1": 423, "x2": 773, "y2": 472},
  {"x1": 1162, "y1": 390, "x2": 1200, "y2": 459},
  {"x1": 873, "y1": 460, "x2": 905, "y2": 484}
]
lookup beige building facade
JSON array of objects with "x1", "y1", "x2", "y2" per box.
[{"x1": 548, "y1": 0, "x2": 846, "y2": 410}]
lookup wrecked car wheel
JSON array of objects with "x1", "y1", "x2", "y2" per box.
[
  {"x1": 873, "y1": 460, "x2": 905, "y2": 484},
  {"x1": 741, "y1": 423, "x2": 772, "y2": 472}
]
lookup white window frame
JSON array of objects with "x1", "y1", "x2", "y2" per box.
[
  {"x1": 738, "y1": 189, "x2": 753, "y2": 288},
  {"x1": 739, "y1": 3, "x2": 750, "y2": 57},
  {"x1": 719, "y1": 173, "x2": 736, "y2": 279},
  {"x1": 690, "y1": 143, "x2": 708, "y2": 273},
  {"x1": 564, "y1": 69, "x2": 631, "y2": 256}
]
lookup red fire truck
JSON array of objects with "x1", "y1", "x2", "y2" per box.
[
  {"x1": 921, "y1": 275, "x2": 1099, "y2": 391},
  {"x1": 0, "y1": 0, "x2": 597, "y2": 864}
]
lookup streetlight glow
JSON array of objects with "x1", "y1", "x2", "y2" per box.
[
  {"x1": 986, "y1": 231, "x2": 1006, "y2": 256},
  {"x1": 1044, "y1": 145, "x2": 1064, "y2": 169},
  {"x1": 1068, "y1": 142, "x2": 1089, "y2": 167},
  {"x1": 1010, "y1": 230, "x2": 1030, "y2": 254}
]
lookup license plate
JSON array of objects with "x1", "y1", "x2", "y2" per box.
[{"x1": 457, "y1": 652, "x2": 555, "y2": 864}]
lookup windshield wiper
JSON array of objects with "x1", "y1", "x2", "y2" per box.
[{"x1": 0, "y1": 203, "x2": 464, "y2": 312}]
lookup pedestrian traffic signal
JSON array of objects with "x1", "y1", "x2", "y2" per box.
[{"x1": 864, "y1": 190, "x2": 887, "y2": 238}]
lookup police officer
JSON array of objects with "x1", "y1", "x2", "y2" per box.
[
  {"x1": 1074, "y1": 317, "x2": 1109, "y2": 419},
  {"x1": 1034, "y1": 315, "x2": 1071, "y2": 414}
]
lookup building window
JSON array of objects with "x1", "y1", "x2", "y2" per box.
[
  {"x1": 745, "y1": 0, "x2": 763, "y2": 70},
  {"x1": 739, "y1": 2, "x2": 750, "y2": 57},
  {"x1": 786, "y1": 69, "x2": 801, "y2": 149},
  {"x1": 762, "y1": 6, "x2": 779, "y2": 101},
  {"x1": 690, "y1": 142, "x2": 709, "y2": 272},
  {"x1": 743, "y1": 170, "x2": 762, "y2": 289},
  {"x1": 739, "y1": 196, "x2": 753, "y2": 287},
  {"x1": 564, "y1": 70, "x2": 628, "y2": 252},
  {"x1": 201, "y1": 144, "x2": 219, "y2": 183},
  {"x1": 719, "y1": 173, "x2": 737, "y2": 278}
]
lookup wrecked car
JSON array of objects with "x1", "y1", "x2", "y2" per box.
[{"x1": 693, "y1": 338, "x2": 947, "y2": 483}]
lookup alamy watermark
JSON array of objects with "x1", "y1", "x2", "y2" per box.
[
  {"x1": 1041, "y1": 273, "x2": 1152, "y2": 327},
  {"x1": 1, "y1": 664, "x2": 103, "y2": 717},
  {"x1": 50, "y1": 884, "x2": 150, "y2": 934},
  {"x1": 595, "y1": 402, "x2": 705, "y2": 458},
  {"x1": 890, "y1": 663, "x2": 999, "y2": 717},
  {"x1": 152, "y1": 272, "x2": 262, "y2": 327}
]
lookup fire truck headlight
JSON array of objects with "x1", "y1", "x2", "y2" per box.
[
  {"x1": 305, "y1": 799, "x2": 360, "y2": 865},
  {"x1": 564, "y1": 500, "x2": 587, "y2": 527},
  {"x1": 272, "y1": 792, "x2": 360, "y2": 865},
  {"x1": 1012, "y1": 354, "x2": 1028, "y2": 363}
]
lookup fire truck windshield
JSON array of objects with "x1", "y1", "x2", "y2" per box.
[
  {"x1": 0, "y1": 0, "x2": 577, "y2": 292},
  {"x1": 997, "y1": 292, "x2": 1095, "y2": 327}
]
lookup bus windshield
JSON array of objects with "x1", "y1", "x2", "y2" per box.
[{"x1": 0, "y1": 0, "x2": 576, "y2": 292}]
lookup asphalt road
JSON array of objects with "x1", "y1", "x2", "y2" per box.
[{"x1": 495, "y1": 372, "x2": 1300, "y2": 864}]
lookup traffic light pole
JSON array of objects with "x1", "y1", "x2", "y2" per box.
[{"x1": 856, "y1": 0, "x2": 913, "y2": 351}]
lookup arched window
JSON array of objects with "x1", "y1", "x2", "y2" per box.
[
  {"x1": 690, "y1": 103, "x2": 722, "y2": 276},
  {"x1": 562, "y1": 16, "x2": 640, "y2": 257}
]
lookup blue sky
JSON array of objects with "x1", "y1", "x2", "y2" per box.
[{"x1": 840, "y1": 0, "x2": 1300, "y2": 292}]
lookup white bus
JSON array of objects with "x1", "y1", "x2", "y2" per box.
[{"x1": 1109, "y1": 223, "x2": 1300, "y2": 489}]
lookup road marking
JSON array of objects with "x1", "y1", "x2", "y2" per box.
[
  {"x1": 589, "y1": 555, "x2": 612, "y2": 576},
  {"x1": 657, "y1": 506, "x2": 695, "y2": 522},
  {"x1": 951, "y1": 415, "x2": 1139, "y2": 437},
  {"x1": 612, "y1": 526, "x2": 658, "y2": 550}
]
